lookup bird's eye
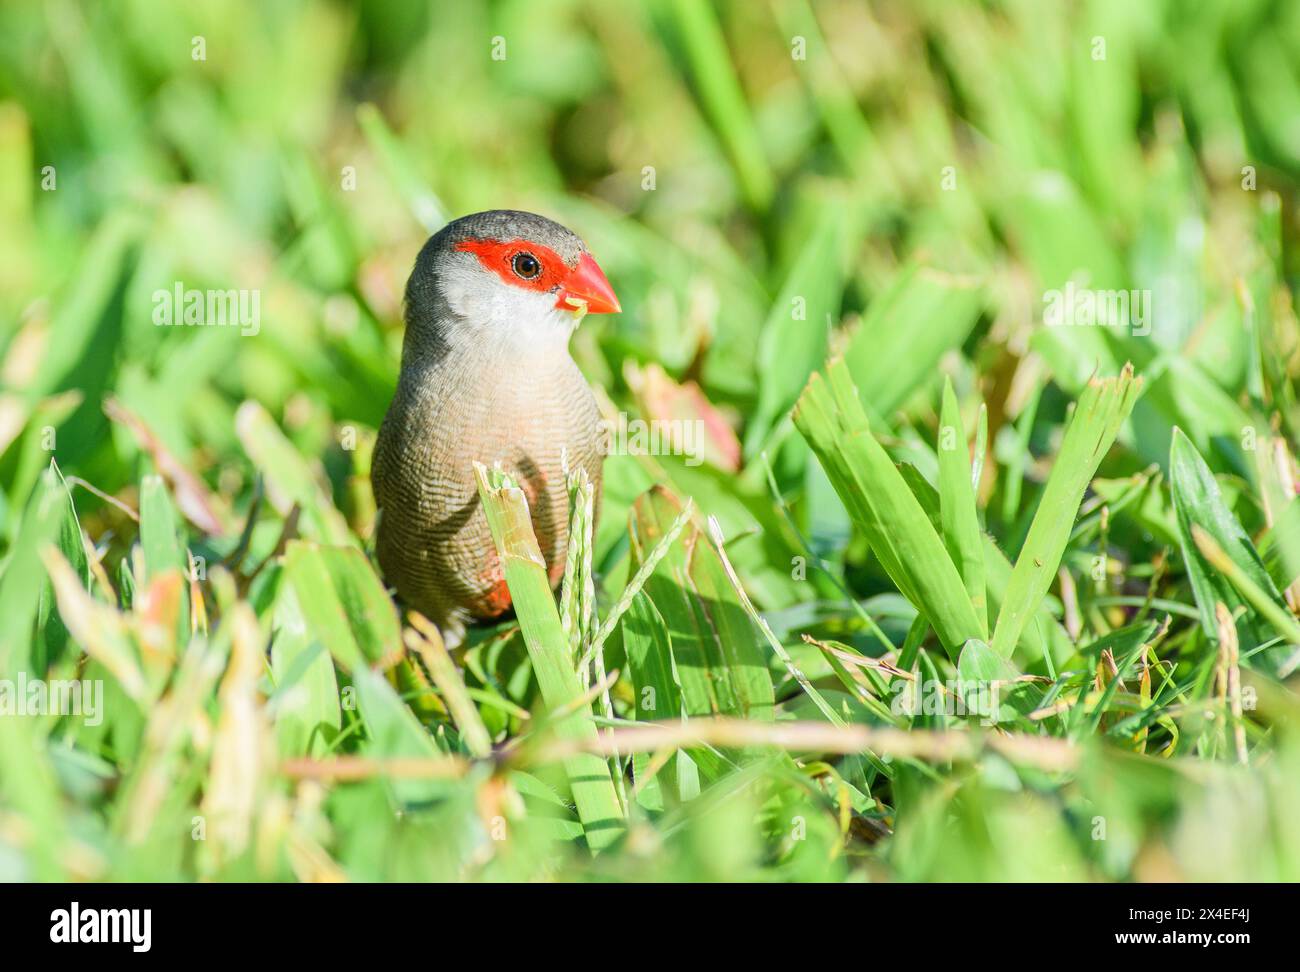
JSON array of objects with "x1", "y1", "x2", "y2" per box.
[{"x1": 512, "y1": 252, "x2": 542, "y2": 279}]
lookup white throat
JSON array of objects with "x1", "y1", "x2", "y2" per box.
[{"x1": 437, "y1": 258, "x2": 580, "y2": 359}]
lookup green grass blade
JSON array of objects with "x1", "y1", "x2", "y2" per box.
[
  {"x1": 474, "y1": 462, "x2": 625, "y2": 852},
  {"x1": 3, "y1": 464, "x2": 87, "y2": 675},
  {"x1": 621, "y1": 591, "x2": 685, "y2": 803},
  {"x1": 664, "y1": 0, "x2": 774, "y2": 209},
  {"x1": 1171, "y1": 427, "x2": 1289, "y2": 667},
  {"x1": 1193, "y1": 526, "x2": 1300, "y2": 660},
  {"x1": 587, "y1": 495, "x2": 693, "y2": 664},
  {"x1": 1260, "y1": 497, "x2": 1300, "y2": 592},
  {"x1": 269, "y1": 582, "x2": 341, "y2": 759},
  {"x1": 745, "y1": 199, "x2": 846, "y2": 456},
  {"x1": 350, "y1": 665, "x2": 451, "y2": 806},
  {"x1": 235, "y1": 402, "x2": 354, "y2": 547},
  {"x1": 139, "y1": 473, "x2": 186, "y2": 580},
  {"x1": 793, "y1": 359, "x2": 983, "y2": 658},
  {"x1": 628, "y1": 486, "x2": 775, "y2": 722},
  {"x1": 955, "y1": 638, "x2": 1021, "y2": 725},
  {"x1": 990, "y1": 365, "x2": 1142, "y2": 658},
  {"x1": 843, "y1": 264, "x2": 985, "y2": 417},
  {"x1": 280, "y1": 541, "x2": 448, "y2": 803},
  {"x1": 939, "y1": 377, "x2": 987, "y2": 637},
  {"x1": 770, "y1": 0, "x2": 894, "y2": 190},
  {"x1": 707, "y1": 515, "x2": 843, "y2": 726},
  {"x1": 282, "y1": 541, "x2": 367, "y2": 672},
  {"x1": 139, "y1": 471, "x2": 191, "y2": 646},
  {"x1": 356, "y1": 103, "x2": 448, "y2": 233}
]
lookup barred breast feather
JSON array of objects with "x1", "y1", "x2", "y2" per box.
[{"x1": 371, "y1": 339, "x2": 604, "y2": 636}]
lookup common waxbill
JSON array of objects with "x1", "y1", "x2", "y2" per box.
[{"x1": 372, "y1": 210, "x2": 620, "y2": 643}]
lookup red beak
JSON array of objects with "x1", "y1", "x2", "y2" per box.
[{"x1": 556, "y1": 252, "x2": 621, "y2": 314}]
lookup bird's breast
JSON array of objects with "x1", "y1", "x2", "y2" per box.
[{"x1": 372, "y1": 345, "x2": 603, "y2": 626}]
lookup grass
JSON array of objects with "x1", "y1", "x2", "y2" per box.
[{"x1": 1, "y1": 0, "x2": 1300, "y2": 881}]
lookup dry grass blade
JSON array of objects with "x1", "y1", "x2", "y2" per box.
[
  {"x1": 116, "y1": 639, "x2": 228, "y2": 844},
  {"x1": 201, "y1": 602, "x2": 273, "y2": 870},
  {"x1": 528, "y1": 717, "x2": 1080, "y2": 773},
  {"x1": 1214, "y1": 602, "x2": 1249, "y2": 766},
  {"x1": 407, "y1": 612, "x2": 493, "y2": 758},
  {"x1": 104, "y1": 396, "x2": 229, "y2": 535},
  {"x1": 40, "y1": 545, "x2": 148, "y2": 700},
  {"x1": 281, "y1": 755, "x2": 469, "y2": 781}
]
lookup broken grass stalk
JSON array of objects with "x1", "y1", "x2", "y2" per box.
[{"x1": 472, "y1": 462, "x2": 625, "y2": 852}]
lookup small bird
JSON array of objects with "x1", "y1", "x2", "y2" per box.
[{"x1": 372, "y1": 210, "x2": 620, "y2": 644}]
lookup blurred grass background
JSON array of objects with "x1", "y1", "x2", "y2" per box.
[{"x1": 1, "y1": 0, "x2": 1300, "y2": 881}]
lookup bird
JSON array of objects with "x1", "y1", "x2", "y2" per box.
[{"x1": 371, "y1": 210, "x2": 620, "y2": 646}]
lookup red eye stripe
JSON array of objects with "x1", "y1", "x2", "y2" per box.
[{"x1": 454, "y1": 238, "x2": 571, "y2": 293}]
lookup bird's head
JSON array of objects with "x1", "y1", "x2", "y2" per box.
[{"x1": 404, "y1": 209, "x2": 620, "y2": 359}]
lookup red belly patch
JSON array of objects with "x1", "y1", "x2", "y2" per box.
[{"x1": 470, "y1": 576, "x2": 514, "y2": 619}]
